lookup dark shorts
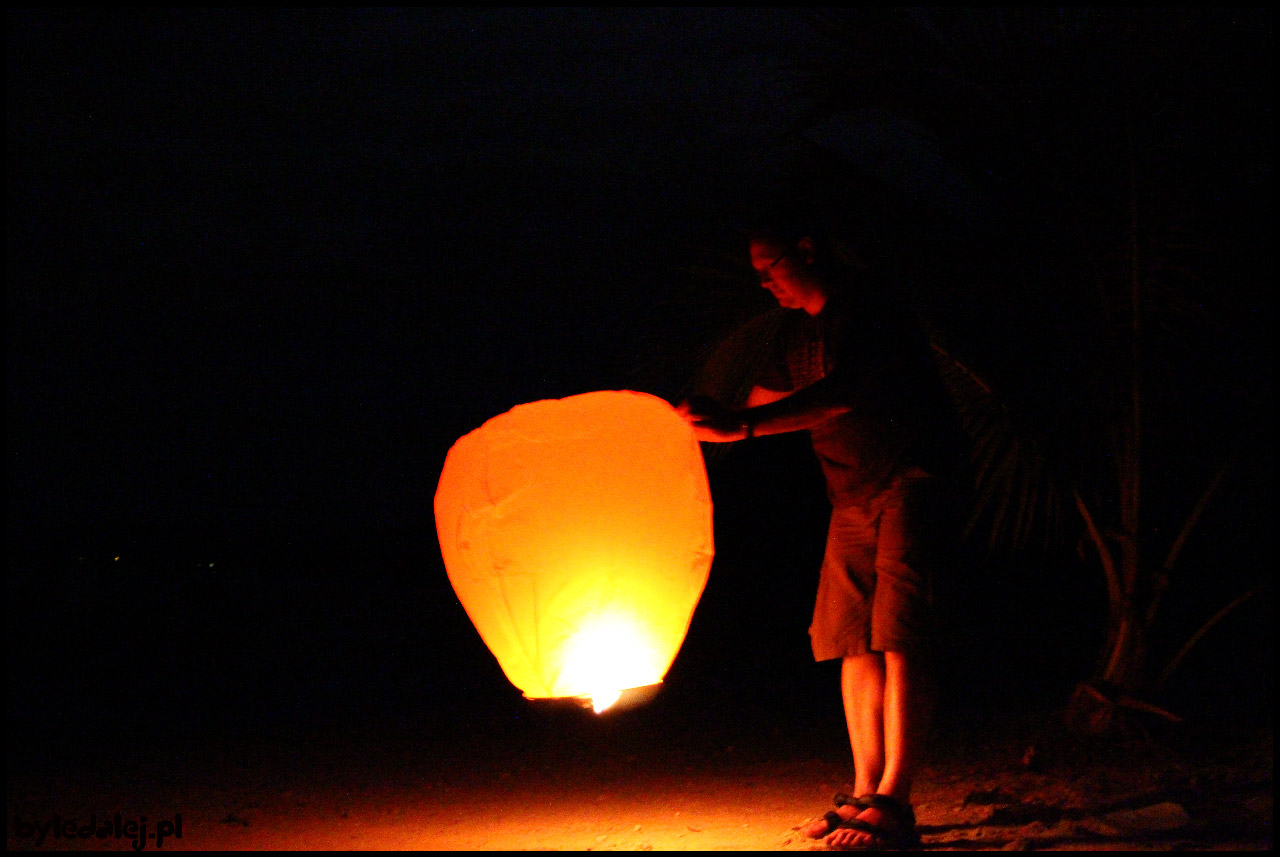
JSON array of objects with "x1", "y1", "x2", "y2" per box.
[{"x1": 809, "y1": 472, "x2": 957, "y2": 660}]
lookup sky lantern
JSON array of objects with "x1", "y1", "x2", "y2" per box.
[{"x1": 435, "y1": 390, "x2": 714, "y2": 713}]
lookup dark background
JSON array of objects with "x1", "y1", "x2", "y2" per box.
[{"x1": 7, "y1": 8, "x2": 1272, "y2": 772}]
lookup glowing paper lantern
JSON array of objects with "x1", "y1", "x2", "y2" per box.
[{"x1": 435, "y1": 390, "x2": 714, "y2": 712}]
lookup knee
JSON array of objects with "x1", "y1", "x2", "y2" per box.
[
  {"x1": 883, "y1": 650, "x2": 937, "y2": 682},
  {"x1": 842, "y1": 651, "x2": 886, "y2": 680}
]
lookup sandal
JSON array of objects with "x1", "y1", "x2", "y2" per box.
[
  {"x1": 805, "y1": 793, "x2": 874, "y2": 838},
  {"x1": 830, "y1": 794, "x2": 920, "y2": 851}
]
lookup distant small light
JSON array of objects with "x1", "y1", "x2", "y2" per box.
[{"x1": 114, "y1": 557, "x2": 120, "y2": 561}]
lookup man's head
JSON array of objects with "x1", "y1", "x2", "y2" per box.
[{"x1": 749, "y1": 232, "x2": 830, "y2": 316}]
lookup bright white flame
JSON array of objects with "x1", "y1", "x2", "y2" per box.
[
  {"x1": 590, "y1": 689, "x2": 622, "y2": 714},
  {"x1": 559, "y1": 611, "x2": 660, "y2": 714}
]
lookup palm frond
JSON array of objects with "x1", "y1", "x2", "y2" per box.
[{"x1": 931, "y1": 342, "x2": 1068, "y2": 560}]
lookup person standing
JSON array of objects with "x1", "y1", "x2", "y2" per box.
[{"x1": 680, "y1": 220, "x2": 966, "y2": 850}]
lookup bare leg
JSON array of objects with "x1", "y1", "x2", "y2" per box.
[
  {"x1": 802, "y1": 653, "x2": 885, "y2": 838},
  {"x1": 880, "y1": 651, "x2": 934, "y2": 800},
  {"x1": 843, "y1": 652, "x2": 887, "y2": 796},
  {"x1": 827, "y1": 650, "x2": 934, "y2": 850}
]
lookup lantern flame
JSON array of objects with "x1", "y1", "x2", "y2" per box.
[
  {"x1": 590, "y1": 690, "x2": 621, "y2": 714},
  {"x1": 559, "y1": 611, "x2": 660, "y2": 714}
]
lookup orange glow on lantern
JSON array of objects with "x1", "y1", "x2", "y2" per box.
[{"x1": 434, "y1": 391, "x2": 714, "y2": 712}]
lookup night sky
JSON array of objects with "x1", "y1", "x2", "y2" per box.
[
  {"x1": 8, "y1": 8, "x2": 820, "y2": 552},
  {"x1": 7, "y1": 8, "x2": 1272, "y2": 766}
]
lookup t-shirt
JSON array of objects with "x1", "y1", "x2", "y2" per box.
[{"x1": 756, "y1": 274, "x2": 965, "y2": 506}]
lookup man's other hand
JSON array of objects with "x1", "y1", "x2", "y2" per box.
[{"x1": 676, "y1": 395, "x2": 748, "y2": 443}]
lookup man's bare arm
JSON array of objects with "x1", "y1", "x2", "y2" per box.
[
  {"x1": 680, "y1": 376, "x2": 853, "y2": 442},
  {"x1": 745, "y1": 386, "x2": 790, "y2": 408},
  {"x1": 741, "y1": 375, "x2": 852, "y2": 435}
]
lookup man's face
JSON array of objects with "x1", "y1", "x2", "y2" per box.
[{"x1": 750, "y1": 238, "x2": 827, "y2": 315}]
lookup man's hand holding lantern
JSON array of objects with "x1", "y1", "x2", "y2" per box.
[{"x1": 677, "y1": 395, "x2": 754, "y2": 443}]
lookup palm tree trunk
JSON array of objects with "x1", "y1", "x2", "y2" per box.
[
  {"x1": 1070, "y1": 101, "x2": 1154, "y2": 729},
  {"x1": 1104, "y1": 98, "x2": 1148, "y2": 695}
]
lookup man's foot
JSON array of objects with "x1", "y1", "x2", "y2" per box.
[
  {"x1": 825, "y1": 794, "x2": 918, "y2": 851},
  {"x1": 801, "y1": 794, "x2": 867, "y2": 839},
  {"x1": 802, "y1": 807, "x2": 856, "y2": 839}
]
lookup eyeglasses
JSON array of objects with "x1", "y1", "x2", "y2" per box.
[{"x1": 758, "y1": 247, "x2": 792, "y2": 282}]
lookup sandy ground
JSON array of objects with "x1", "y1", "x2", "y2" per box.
[{"x1": 6, "y1": 704, "x2": 1272, "y2": 852}]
